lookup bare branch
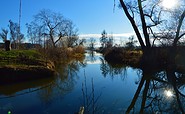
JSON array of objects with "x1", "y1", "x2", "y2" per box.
[{"x1": 173, "y1": 10, "x2": 185, "y2": 46}]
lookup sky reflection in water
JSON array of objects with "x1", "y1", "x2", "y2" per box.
[{"x1": 0, "y1": 52, "x2": 185, "y2": 113}]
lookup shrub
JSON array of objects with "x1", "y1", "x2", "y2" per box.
[{"x1": 73, "y1": 46, "x2": 85, "y2": 54}]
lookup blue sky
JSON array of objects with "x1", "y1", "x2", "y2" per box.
[{"x1": 0, "y1": 0, "x2": 134, "y2": 42}]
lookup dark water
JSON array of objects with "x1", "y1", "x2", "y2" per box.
[{"x1": 0, "y1": 51, "x2": 185, "y2": 114}]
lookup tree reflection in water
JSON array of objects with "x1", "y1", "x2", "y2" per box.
[
  {"x1": 99, "y1": 57, "x2": 128, "y2": 80},
  {"x1": 87, "y1": 51, "x2": 96, "y2": 63},
  {"x1": 38, "y1": 59, "x2": 86, "y2": 107},
  {"x1": 126, "y1": 67, "x2": 185, "y2": 114},
  {"x1": 81, "y1": 73, "x2": 102, "y2": 114},
  {"x1": 100, "y1": 54, "x2": 185, "y2": 113}
]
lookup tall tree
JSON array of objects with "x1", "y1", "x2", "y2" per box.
[
  {"x1": 26, "y1": 23, "x2": 36, "y2": 44},
  {"x1": 28, "y1": 9, "x2": 78, "y2": 48},
  {"x1": 9, "y1": 20, "x2": 24, "y2": 49},
  {"x1": 100, "y1": 30, "x2": 108, "y2": 48},
  {"x1": 0, "y1": 28, "x2": 10, "y2": 51},
  {"x1": 118, "y1": 0, "x2": 185, "y2": 51},
  {"x1": 119, "y1": 0, "x2": 146, "y2": 50}
]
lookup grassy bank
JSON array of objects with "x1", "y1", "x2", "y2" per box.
[
  {"x1": 0, "y1": 49, "x2": 55, "y2": 84},
  {"x1": 0, "y1": 50, "x2": 44, "y2": 65},
  {"x1": 0, "y1": 46, "x2": 86, "y2": 84}
]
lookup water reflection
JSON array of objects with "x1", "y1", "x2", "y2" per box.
[
  {"x1": 87, "y1": 51, "x2": 96, "y2": 63},
  {"x1": 125, "y1": 67, "x2": 185, "y2": 113},
  {"x1": 1, "y1": 52, "x2": 185, "y2": 113},
  {"x1": 100, "y1": 57, "x2": 128, "y2": 80},
  {"x1": 97, "y1": 49, "x2": 185, "y2": 113},
  {"x1": 85, "y1": 51, "x2": 102, "y2": 64},
  {"x1": 39, "y1": 59, "x2": 86, "y2": 103},
  {"x1": 0, "y1": 77, "x2": 54, "y2": 96},
  {"x1": 56, "y1": 59, "x2": 86, "y2": 90}
]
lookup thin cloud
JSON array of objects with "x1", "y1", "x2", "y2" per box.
[{"x1": 79, "y1": 33, "x2": 135, "y2": 39}]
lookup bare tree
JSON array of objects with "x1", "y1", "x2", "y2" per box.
[
  {"x1": 0, "y1": 28, "x2": 8, "y2": 42},
  {"x1": 0, "y1": 28, "x2": 10, "y2": 51},
  {"x1": 152, "y1": 6, "x2": 185, "y2": 47},
  {"x1": 118, "y1": 0, "x2": 185, "y2": 51},
  {"x1": 28, "y1": 9, "x2": 78, "y2": 48},
  {"x1": 26, "y1": 23, "x2": 36, "y2": 44},
  {"x1": 78, "y1": 38, "x2": 86, "y2": 46},
  {"x1": 64, "y1": 21, "x2": 79, "y2": 47},
  {"x1": 9, "y1": 20, "x2": 24, "y2": 49}
]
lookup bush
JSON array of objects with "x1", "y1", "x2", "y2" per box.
[
  {"x1": 73, "y1": 46, "x2": 85, "y2": 54},
  {"x1": 104, "y1": 47, "x2": 142, "y2": 67},
  {"x1": 104, "y1": 47, "x2": 125, "y2": 63}
]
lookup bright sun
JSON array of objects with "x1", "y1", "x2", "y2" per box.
[
  {"x1": 161, "y1": 0, "x2": 178, "y2": 9},
  {"x1": 164, "y1": 90, "x2": 173, "y2": 97}
]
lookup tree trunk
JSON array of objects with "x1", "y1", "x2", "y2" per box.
[
  {"x1": 5, "y1": 40, "x2": 11, "y2": 51},
  {"x1": 119, "y1": 0, "x2": 146, "y2": 50},
  {"x1": 138, "y1": 0, "x2": 151, "y2": 48}
]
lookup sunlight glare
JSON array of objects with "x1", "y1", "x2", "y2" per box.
[
  {"x1": 161, "y1": 0, "x2": 178, "y2": 9},
  {"x1": 165, "y1": 90, "x2": 173, "y2": 97}
]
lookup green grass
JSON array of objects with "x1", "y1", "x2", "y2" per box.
[
  {"x1": 0, "y1": 49, "x2": 43, "y2": 59},
  {"x1": 0, "y1": 49, "x2": 56, "y2": 84},
  {"x1": 0, "y1": 49, "x2": 45, "y2": 66}
]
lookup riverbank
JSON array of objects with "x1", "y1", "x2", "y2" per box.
[
  {"x1": 0, "y1": 47, "x2": 86, "y2": 85},
  {"x1": 0, "y1": 65, "x2": 55, "y2": 85},
  {"x1": 103, "y1": 47, "x2": 185, "y2": 71},
  {"x1": 0, "y1": 49, "x2": 55, "y2": 85},
  {"x1": 103, "y1": 47, "x2": 142, "y2": 68}
]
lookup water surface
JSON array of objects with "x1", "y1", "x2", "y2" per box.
[{"x1": 0, "y1": 51, "x2": 183, "y2": 113}]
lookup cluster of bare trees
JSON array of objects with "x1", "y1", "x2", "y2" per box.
[
  {"x1": 118, "y1": 0, "x2": 185, "y2": 51},
  {"x1": 0, "y1": 20, "x2": 24, "y2": 50},
  {"x1": 26, "y1": 9, "x2": 79, "y2": 48},
  {"x1": 0, "y1": 9, "x2": 80, "y2": 51}
]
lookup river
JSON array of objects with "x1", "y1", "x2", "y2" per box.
[{"x1": 0, "y1": 51, "x2": 184, "y2": 114}]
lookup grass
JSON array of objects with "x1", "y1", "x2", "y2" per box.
[
  {"x1": 0, "y1": 48, "x2": 85, "y2": 84},
  {"x1": 0, "y1": 49, "x2": 56, "y2": 84},
  {"x1": 0, "y1": 49, "x2": 46, "y2": 66},
  {"x1": 0, "y1": 49, "x2": 43, "y2": 60}
]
